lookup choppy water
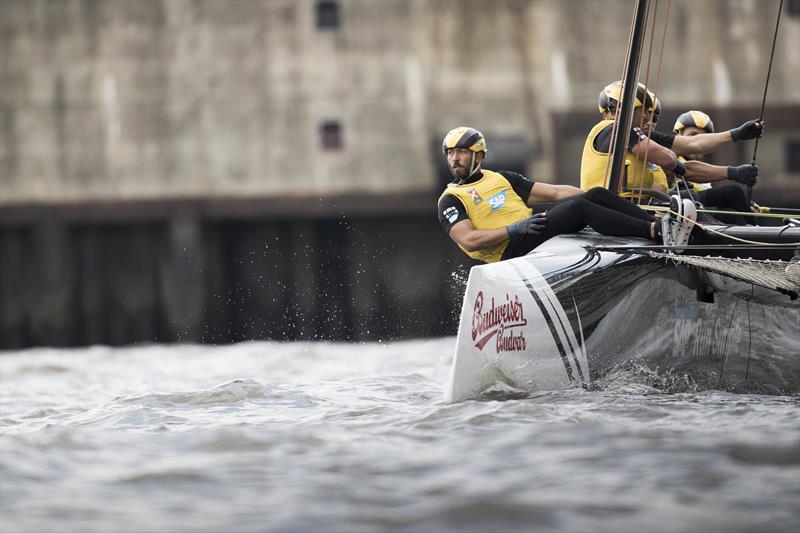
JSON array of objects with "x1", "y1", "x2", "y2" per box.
[{"x1": 1, "y1": 339, "x2": 798, "y2": 533}]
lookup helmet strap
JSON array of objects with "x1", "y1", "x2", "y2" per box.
[{"x1": 468, "y1": 152, "x2": 481, "y2": 177}]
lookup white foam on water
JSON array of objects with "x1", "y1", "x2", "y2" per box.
[{"x1": 1, "y1": 339, "x2": 798, "y2": 533}]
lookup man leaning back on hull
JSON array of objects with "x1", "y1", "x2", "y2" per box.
[{"x1": 436, "y1": 127, "x2": 694, "y2": 263}]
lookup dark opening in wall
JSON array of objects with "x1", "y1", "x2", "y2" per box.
[
  {"x1": 786, "y1": 140, "x2": 800, "y2": 173},
  {"x1": 321, "y1": 120, "x2": 343, "y2": 150},
  {"x1": 316, "y1": 1, "x2": 339, "y2": 30},
  {"x1": 787, "y1": 0, "x2": 799, "y2": 18}
]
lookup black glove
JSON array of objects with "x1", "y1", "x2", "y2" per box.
[
  {"x1": 729, "y1": 119, "x2": 764, "y2": 142},
  {"x1": 507, "y1": 213, "x2": 548, "y2": 237},
  {"x1": 673, "y1": 159, "x2": 686, "y2": 177},
  {"x1": 727, "y1": 164, "x2": 758, "y2": 186}
]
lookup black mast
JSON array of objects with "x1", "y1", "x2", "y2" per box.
[{"x1": 608, "y1": 0, "x2": 649, "y2": 194}]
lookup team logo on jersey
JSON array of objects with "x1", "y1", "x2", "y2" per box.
[
  {"x1": 488, "y1": 191, "x2": 506, "y2": 211},
  {"x1": 468, "y1": 188, "x2": 483, "y2": 205},
  {"x1": 443, "y1": 206, "x2": 459, "y2": 224}
]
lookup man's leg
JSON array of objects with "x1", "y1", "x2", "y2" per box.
[
  {"x1": 554, "y1": 196, "x2": 653, "y2": 238},
  {"x1": 581, "y1": 187, "x2": 657, "y2": 222},
  {"x1": 502, "y1": 202, "x2": 588, "y2": 260},
  {"x1": 501, "y1": 195, "x2": 655, "y2": 260},
  {"x1": 699, "y1": 185, "x2": 749, "y2": 225}
]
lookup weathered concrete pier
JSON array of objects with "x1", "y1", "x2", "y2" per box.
[{"x1": 2, "y1": 0, "x2": 798, "y2": 348}]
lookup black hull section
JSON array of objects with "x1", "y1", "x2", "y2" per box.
[{"x1": 445, "y1": 231, "x2": 800, "y2": 402}]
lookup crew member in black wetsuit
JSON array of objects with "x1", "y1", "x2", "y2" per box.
[
  {"x1": 670, "y1": 110, "x2": 757, "y2": 225},
  {"x1": 437, "y1": 127, "x2": 678, "y2": 264}
]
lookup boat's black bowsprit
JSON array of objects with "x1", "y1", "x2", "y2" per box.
[
  {"x1": 588, "y1": 244, "x2": 798, "y2": 253},
  {"x1": 588, "y1": 225, "x2": 800, "y2": 260}
]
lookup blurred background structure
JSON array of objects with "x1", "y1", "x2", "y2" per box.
[{"x1": 1, "y1": 0, "x2": 799, "y2": 348}]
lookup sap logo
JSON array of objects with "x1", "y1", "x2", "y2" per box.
[{"x1": 488, "y1": 191, "x2": 506, "y2": 211}]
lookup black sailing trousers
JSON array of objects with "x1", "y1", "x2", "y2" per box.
[
  {"x1": 502, "y1": 187, "x2": 656, "y2": 260},
  {"x1": 673, "y1": 182, "x2": 751, "y2": 225}
]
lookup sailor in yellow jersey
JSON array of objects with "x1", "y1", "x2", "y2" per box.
[
  {"x1": 580, "y1": 81, "x2": 764, "y2": 201},
  {"x1": 437, "y1": 127, "x2": 691, "y2": 263},
  {"x1": 581, "y1": 82, "x2": 677, "y2": 199},
  {"x1": 670, "y1": 110, "x2": 757, "y2": 225}
]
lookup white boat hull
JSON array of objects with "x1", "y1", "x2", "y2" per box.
[{"x1": 445, "y1": 231, "x2": 800, "y2": 403}]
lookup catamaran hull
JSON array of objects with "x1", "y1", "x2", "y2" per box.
[{"x1": 445, "y1": 231, "x2": 800, "y2": 403}]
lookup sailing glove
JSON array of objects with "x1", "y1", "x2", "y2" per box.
[
  {"x1": 673, "y1": 159, "x2": 686, "y2": 177},
  {"x1": 507, "y1": 213, "x2": 548, "y2": 237},
  {"x1": 727, "y1": 164, "x2": 758, "y2": 186},
  {"x1": 729, "y1": 120, "x2": 764, "y2": 142}
]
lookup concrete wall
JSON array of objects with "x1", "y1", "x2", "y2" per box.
[
  {"x1": 1, "y1": 0, "x2": 799, "y2": 348},
  {"x1": 0, "y1": 209, "x2": 473, "y2": 349},
  {"x1": 2, "y1": 0, "x2": 799, "y2": 203}
]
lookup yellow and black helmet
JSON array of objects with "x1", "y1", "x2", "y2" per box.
[
  {"x1": 442, "y1": 126, "x2": 487, "y2": 155},
  {"x1": 598, "y1": 81, "x2": 657, "y2": 114},
  {"x1": 653, "y1": 97, "x2": 662, "y2": 123},
  {"x1": 673, "y1": 110, "x2": 715, "y2": 134}
]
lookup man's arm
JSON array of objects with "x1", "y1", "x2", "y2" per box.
[
  {"x1": 628, "y1": 127, "x2": 682, "y2": 186},
  {"x1": 684, "y1": 161, "x2": 758, "y2": 185},
  {"x1": 448, "y1": 219, "x2": 511, "y2": 252},
  {"x1": 671, "y1": 131, "x2": 733, "y2": 157},
  {"x1": 683, "y1": 160, "x2": 728, "y2": 182},
  {"x1": 527, "y1": 182, "x2": 582, "y2": 204},
  {"x1": 448, "y1": 215, "x2": 549, "y2": 252},
  {"x1": 630, "y1": 137, "x2": 678, "y2": 170},
  {"x1": 495, "y1": 170, "x2": 579, "y2": 205},
  {"x1": 440, "y1": 194, "x2": 521, "y2": 253},
  {"x1": 671, "y1": 119, "x2": 764, "y2": 156}
]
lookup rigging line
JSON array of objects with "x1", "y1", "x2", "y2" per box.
[
  {"x1": 749, "y1": 0, "x2": 784, "y2": 202},
  {"x1": 634, "y1": 0, "x2": 672, "y2": 205},
  {"x1": 698, "y1": 227, "x2": 798, "y2": 247},
  {"x1": 759, "y1": 206, "x2": 800, "y2": 215},
  {"x1": 719, "y1": 296, "x2": 741, "y2": 387},
  {"x1": 632, "y1": 0, "x2": 658, "y2": 205},
  {"x1": 698, "y1": 228, "x2": 797, "y2": 246},
  {"x1": 650, "y1": 0, "x2": 671, "y2": 133},
  {"x1": 744, "y1": 285, "x2": 754, "y2": 385},
  {"x1": 647, "y1": 0, "x2": 673, "y2": 201},
  {"x1": 621, "y1": 0, "x2": 651, "y2": 196},
  {"x1": 752, "y1": 0, "x2": 784, "y2": 165},
  {"x1": 602, "y1": 1, "x2": 641, "y2": 191},
  {"x1": 546, "y1": 250, "x2": 601, "y2": 279},
  {"x1": 688, "y1": 208, "x2": 753, "y2": 218},
  {"x1": 639, "y1": 204, "x2": 792, "y2": 220},
  {"x1": 777, "y1": 224, "x2": 793, "y2": 239},
  {"x1": 610, "y1": 0, "x2": 653, "y2": 196},
  {"x1": 662, "y1": 207, "x2": 800, "y2": 246}
]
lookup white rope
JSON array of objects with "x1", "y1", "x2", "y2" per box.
[{"x1": 639, "y1": 204, "x2": 792, "y2": 220}]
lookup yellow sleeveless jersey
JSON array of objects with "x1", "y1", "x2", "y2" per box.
[
  {"x1": 439, "y1": 170, "x2": 533, "y2": 263},
  {"x1": 580, "y1": 119, "x2": 669, "y2": 201}
]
